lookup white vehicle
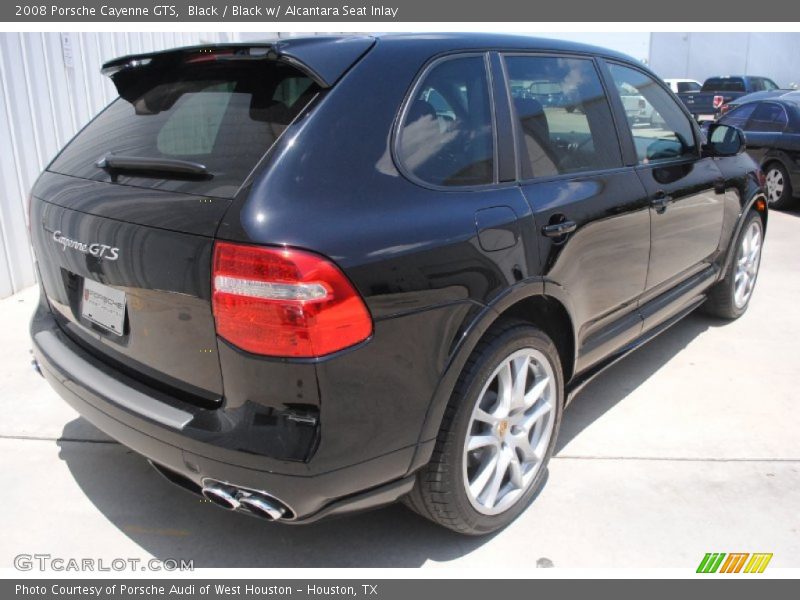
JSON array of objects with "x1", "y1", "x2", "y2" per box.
[
  {"x1": 663, "y1": 78, "x2": 703, "y2": 94},
  {"x1": 618, "y1": 82, "x2": 658, "y2": 125}
]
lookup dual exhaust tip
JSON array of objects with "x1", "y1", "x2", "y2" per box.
[{"x1": 201, "y1": 482, "x2": 289, "y2": 521}]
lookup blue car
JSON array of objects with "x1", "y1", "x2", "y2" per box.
[{"x1": 717, "y1": 97, "x2": 800, "y2": 209}]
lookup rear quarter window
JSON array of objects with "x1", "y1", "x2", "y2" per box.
[
  {"x1": 49, "y1": 61, "x2": 320, "y2": 198},
  {"x1": 395, "y1": 55, "x2": 495, "y2": 187}
]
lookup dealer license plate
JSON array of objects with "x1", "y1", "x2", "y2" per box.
[{"x1": 81, "y1": 278, "x2": 126, "y2": 336}]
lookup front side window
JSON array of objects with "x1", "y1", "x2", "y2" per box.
[
  {"x1": 747, "y1": 102, "x2": 788, "y2": 132},
  {"x1": 396, "y1": 56, "x2": 494, "y2": 187},
  {"x1": 751, "y1": 77, "x2": 779, "y2": 92},
  {"x1": 608, "y1": 64, "x2": 698, "y2": 164},
  {"x1": 504, "y1": 55, "x2": 622, "y2": 179}
]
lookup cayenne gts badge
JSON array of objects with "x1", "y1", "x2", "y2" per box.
[{"x1": 52, "y1": 230, "x2": 119, "y2": 261}]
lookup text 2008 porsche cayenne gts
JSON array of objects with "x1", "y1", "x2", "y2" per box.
[{"x1": 29, "y1": 34, "x2": 766, "y2": 534}]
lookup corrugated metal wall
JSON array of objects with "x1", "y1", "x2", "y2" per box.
[
  {"x1": 649, "y1": 33, "x2": 800, "y2": 88},
  {"x1": 0, "y1": 32, "x2": 237, "y2": 298}
]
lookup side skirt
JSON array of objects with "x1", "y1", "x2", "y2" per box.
[{"x1": 565, "y1": 295, "x2": 706, "y2": 403}]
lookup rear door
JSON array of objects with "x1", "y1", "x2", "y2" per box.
[
  {"x1": 31, "y1": 52, "x2": 322, "y2": 406},
  {"x1": 503, "y1": 53, "x2": 651, "y2": 373},
  {"x1": 603, "y1": 62, "x2": 727, "y2": 326}
]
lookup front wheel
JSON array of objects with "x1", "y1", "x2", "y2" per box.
[
  {"x1": 404, "y1": 320, "x2": 563, "y2": 534},
  {"x1": 703, "y1": 210, "x2": 764, "y2": 320}
]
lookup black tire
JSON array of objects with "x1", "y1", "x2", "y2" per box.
[
  {"x1": 703, "y1": 210, "x2": 764, "y2": 320},
  {"x1": 764, "y1": 162, "x2": 795, "y2": 210},
  {"x1": 404, "y1": 319, "x2": 564, "y2": 535}
]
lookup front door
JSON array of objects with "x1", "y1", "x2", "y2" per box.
[
  {"x1": 502, "y1": 53, "x2": 651, "y2": 373},
  {"x1": 605, "y1": 63, "x2": 727, "y2": 297}
]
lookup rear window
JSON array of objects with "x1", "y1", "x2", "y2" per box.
[
  {"x1": 701, "y1": 78, "x2": 746, "y2": 93},
  {"x1": 49, "y1": 60, "x2": 320, "y2": 198}
]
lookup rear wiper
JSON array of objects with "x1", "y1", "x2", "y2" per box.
[{"x1": 96, "y1": 154, "x2": 212, "y2": 179}]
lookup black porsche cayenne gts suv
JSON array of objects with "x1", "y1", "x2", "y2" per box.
[{"x1": 29, "y1": 34, "x2": 766, "y2": 534}]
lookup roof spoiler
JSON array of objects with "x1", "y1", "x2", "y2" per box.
[{"x1": 101, "y1": 36, "x2": 375, "y2": 96}]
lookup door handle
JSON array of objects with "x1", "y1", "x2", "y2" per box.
[
  {"x1": 541, "y1": 220, "x2": 577, "y2": 238},
  {"x1": 651, "y1": 190, "x2": 672, "y2": 214}
]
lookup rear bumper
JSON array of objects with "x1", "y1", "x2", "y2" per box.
[{"x1": 31, "y1": 305, "x2": 419, "y2": 522}]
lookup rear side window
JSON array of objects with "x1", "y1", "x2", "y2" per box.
[
  {"x1": 396, "y1": 55, "x2": 494, "y2": 187},
  {"x1": 702, "y1": 78, "x2": 746, "y2": 93},
  {"x1": 504, "y1": 55, "x2": 622, "y2": 179},
  {"x1": 49, "y1": 61, "x2": 319, "y2": 198},
  {"x1": 747, "y1": 102, "x2": 788, "y2": 132}
]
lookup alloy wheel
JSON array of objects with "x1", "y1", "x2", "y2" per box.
[
  {"x1": 462, "y1": 348, "x2": 556, "y2": 516},
  {"x1": 734, "y1": 220, "x2": 763, "y2": 309}
]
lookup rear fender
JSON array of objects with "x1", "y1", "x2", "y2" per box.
[{"x1": 408, "y1": 278, "x2": 580, "y2": 473}]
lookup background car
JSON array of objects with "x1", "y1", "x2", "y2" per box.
[
  {"x1": 718, "y1": 89, "x2": 793, "y2": 116},
  {"x1": 716, "y1": 98, "x2": 800, "y2": 209},
  {"x1": 663, "y1": 78, "x2": 702, "y2": 94},
  {"x1": 618, "y1": 81, "x2": 658, "y2": 125},
  {"x1": 679, "y1": 75, "x2": 780, "y2": 122}
]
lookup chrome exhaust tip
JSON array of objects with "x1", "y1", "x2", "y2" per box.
[
  {"x1": 201, "y1": 483, "x2": 240, "y2": 510},
  {"x1": 239, "y1": 494, "x2": 287, "y2": 520}
]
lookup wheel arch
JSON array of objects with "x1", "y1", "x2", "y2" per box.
[
  {"x1": 761, "y1": 151, "x2": 793, "y2": 178},
  {"x1": 408, "y1": 281, "x2": 577, "y2": 473},
  {"x1": 721, "y1": 187, "x2": 768, "y2": 278}
]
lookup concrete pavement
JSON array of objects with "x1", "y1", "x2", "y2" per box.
[{"x1": 1, "y1": 209, "x2": 798, "y2": 569}]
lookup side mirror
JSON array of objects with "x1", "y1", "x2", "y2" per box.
[{"x1": 703, "y1": 123, "x2": 746, "y2": 157}]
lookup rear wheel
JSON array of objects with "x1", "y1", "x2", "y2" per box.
[
  {"x1": 405, "y1": 320, "x2": 563, "y2": 534},
  {"x1": 704, "y1": 210, "x2": 764, "y2": 320},
  {"x1": 764, "y1": 163, "x2": 794, "y2": 210}
]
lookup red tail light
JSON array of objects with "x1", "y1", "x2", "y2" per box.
[
  {"x1": 713, "y1": 95, "x2": 725, "y2": 110},
  {"x1": 212, "y1": 242, "x2": 372, "y2": 357}
]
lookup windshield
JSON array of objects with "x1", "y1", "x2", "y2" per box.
[{"x1": 49, "y1": 60, "x2": 320, "y2": 198}]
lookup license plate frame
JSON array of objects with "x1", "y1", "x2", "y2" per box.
[{"x1": 81, "y1": 278, "x2": 126, "y2": 336}]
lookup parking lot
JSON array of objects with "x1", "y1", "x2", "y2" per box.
[{"x1": 1, "y1": 208, "x2": 798, "y2": 570}]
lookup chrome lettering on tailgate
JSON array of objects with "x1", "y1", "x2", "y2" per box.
[{"x1": 53, "y1": 230, "x2": 119, "y2": 260}]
